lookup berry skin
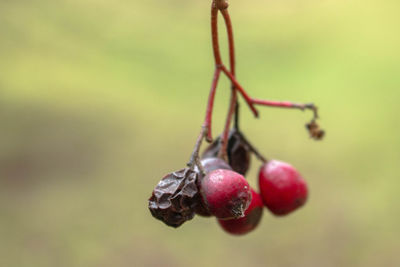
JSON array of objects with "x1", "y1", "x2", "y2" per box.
[
  {"x1": 218, "y1": 188, "x2": 263, "y2": 235},
  {"x1": 194, "y1": 200, "x2": 213, "y2": 217},
  {"x1": 226, "y1": 132, "x2": 251, "y2": 176},
  {"x1": 194, "y1": 158, "x2": 232, "y2": 217},
  {"x1": 199, "y1": 157, "x2": 232, "y2": 173},
  {"x1": 200, "y1": 169, "x2": 252, "y2": 219},
  {"x1": 258, "y1": 160, "x2": 308, "y2": 216},
  {"x1": 148, "y1": 168, "x2": 199, "y2": 227}
]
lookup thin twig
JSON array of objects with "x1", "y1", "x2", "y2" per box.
[
  {"x1": 218, "y1": 8, "x2": 237, "y2": 160},
  {"x1": 251, "y1": 98, "x2": 319, "y2": 120},
  {"x1": 187, "y1": 126, "x2": 207, "y2": 175},
  {"x1": 203, "y1": 68, "x2": 221, "y2": 142},
  {"x1": 220, "y1": 65, "x2": 259, "y2": 117}
]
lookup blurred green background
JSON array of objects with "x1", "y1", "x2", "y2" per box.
[{"x1": 1, "y1": 0, "x2": 399, "y2": 266}]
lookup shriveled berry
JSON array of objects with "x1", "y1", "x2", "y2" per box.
[
  {"x1": 227, "y1": 130, "x2": 251, "y2": 175},
  {"x1": 193, "y1": 200, "x2": 212, "y2": 217},
  {"x1": 200, "y1": 169, "x2": 251, "y2": 219},
  {"x1": 194, "y1": 158, "x2": 232, "y2": 217},
  {"x1": 202, "y1": 129, "x2": 251, "y2": 175},
  {"x1": 148, "y1": 168, "x2": 199, "y2": 227},
  {"x1": 258, "y1": 160, "x2": 308, "y2": 216},
  {"x1": 218, "y1": 188, "x2": 263, "y2": 235}
]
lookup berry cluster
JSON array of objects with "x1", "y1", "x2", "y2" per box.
[{"x1": 148, "y1": 0, "x2": 324, "y2": 235}]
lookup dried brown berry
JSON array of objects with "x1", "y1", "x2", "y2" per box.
[
  {"x1": 306, "y1": 121, "x2": 325, "y2": 140},
  {"x1": 148, "y1": 168, "x2": 199, "y2": 228},
  {"x1": 202, "y1": 129, "x2": 251, "y2": 175},
  {"x1": 227, "y1": 130, "x2": 251, "y2": 175}
]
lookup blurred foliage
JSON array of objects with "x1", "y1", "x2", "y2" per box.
[{"x1": 0, "y1": 0, "x2": 399, "y2": 266}]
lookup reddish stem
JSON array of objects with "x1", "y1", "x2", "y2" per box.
[
  {"x1": 251, "y1": 98, "x2": 318, "y2": 119},
  {"x1": 218, "y1": 8, "x2": 237, "y2": 159},
  {"x1": 211, "y1": 5, "x2": 222, "y2": 66},
  {"x1": 203, "y1": 69, "x2": 221, "y2": 142},
  {"x1": 218, "y1": 90, "x2": 237, "y2": 160},
  {"x1": 202, "y1": 5, "x2": 223, "y2": 143},
  {"x1": 188, "y1": 0, "x2": 323, "y2": 175},
  {"x1": 221, "y1": 8, "x2": 241, "y2": 131},
  {"x1": 220, "y1": 65, "x2": 259, "y2": 117},
  {"x1": 204, "y1": 3, "x2": 258, "y2": 143},
  {"x1": 221, "y1": 9, "x2": 235, "y2": 74}
]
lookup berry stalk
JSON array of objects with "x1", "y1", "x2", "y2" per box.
[
  {"x1": 203, "y1": 68, "x2": 221, "y2": 142},
  {"x1": 237, "y1": 131, "x2": 268, "y2": 163},
  {"x1": 251, "y1": 99, "x2": 319, "y2": 120},
  {"x1": 219, "y1": 8, "x2": 238, "y2": 160},
  {"x1": 205, "y1": 2, "x2": 259, "y2": 143},
  {"x1": 191, "y1": 0, "x2": 324, "y2": 176},
  {"x1": 220, "y1": 65, "x2": 259, "y2": 117},
  {"x1": 187, "y1": 126, "x2": 208, "y2": 175}
]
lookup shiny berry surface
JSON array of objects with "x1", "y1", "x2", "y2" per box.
[
  {"x1": 218, "y1": 188, "x2": 263, "y2": 235},
  {"x1": 195, "y1": 158, "x2": 232, "y2": 217},
  {"x1": 200, "y1": 169, "x2": 251, "y2": 219},
  {"x1": 200, "y1": 157, "x2": 232, "y2": 173},
  {"x1": 258, "y1": 160, "x2": 308, "y2": 216}
]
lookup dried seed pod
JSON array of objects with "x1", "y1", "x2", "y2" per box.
[
  {"x1": 227, "y1": 130, "x2": 251, "y2": 176},
  {"x1": 306, "y1": 121, "x2": 325, "y2": 140},
  {"x1": 148, "y1": 168, "x2": 199, "y2": 228},
  {"x1": 202, "y1": 129, "x2": 251, "y2": 175}
]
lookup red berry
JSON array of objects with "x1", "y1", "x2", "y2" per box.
[
  {"x1": 200, "y1": 169, "x2": 251, "y2": 219},
  {"x1": 218, "y1": 188, "x2": 263, "y2": 235},
  {"x1": 258, "y1": 160, "x2": 308, "y2": 216},
  {"x1": 194, "y1": 158, "x2": 232, "y2": 217}
]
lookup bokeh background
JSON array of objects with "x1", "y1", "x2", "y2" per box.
[{"x1": 1, "y1": 0, "x2": 399, "y2": 266}]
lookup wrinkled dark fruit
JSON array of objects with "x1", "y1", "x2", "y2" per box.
[
  {"x1": 218, "y1": 188, "x2": 263, "y2": 235},
  {"x1": 200, "y1": 169, "x2": 252, "y2": 219},
  {"x1": 258, "y1": 160, "x2": 308, "y2": 216},
  {"x1": 194, "y1": 157, "x2": 232, "y2": 217},
  {"x1": 202, "y1": 129, "x2": 251, "y2": 175},
  {"x1": 227, "y1": 131, "x2": 251, "y2": 175},
  {"x1": 193, "y1": 199, "x2": 212, "y2": 217},
  {"x1": 149, "y1": 168, "x2": 199, "y2": 227}
]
